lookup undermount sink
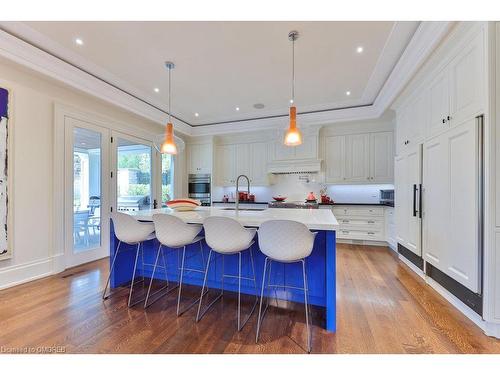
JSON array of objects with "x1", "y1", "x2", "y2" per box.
[{"x1": 219, "y1": 208, "x2": 266, "y2": 212}]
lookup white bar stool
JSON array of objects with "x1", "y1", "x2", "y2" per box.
[
  {"x1": 144, "y1": 214, "x2": 207, "y2": 315},
  {"x1": 255, "y1": 220, "x2": 317, "y2": 353},
  {"x1": 103, "y1": 212, "x2": 156, "y2": 307},
  {"x1": 196, "y1": 216, "x2": 258, "y2": 331}
]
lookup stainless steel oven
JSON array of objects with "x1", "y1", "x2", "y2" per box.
[{"x1": 188, "y1": 174, "x2": 211, "y2": 206}]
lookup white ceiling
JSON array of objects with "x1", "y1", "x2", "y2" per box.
[{"x1": 1, "y1": 21, "x2": 419, "y2": 127}]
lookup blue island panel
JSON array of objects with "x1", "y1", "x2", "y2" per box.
[{"x1": 109, "y1": 220, "x2": 336, "y2": 331}]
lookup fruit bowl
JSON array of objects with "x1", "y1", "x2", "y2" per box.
[
  {"x1": 272, "y1": 196, "x2": 287, "y2": 202},
  {"x1": 166, "y1": 198, "x2": 201, "y2": 211}
]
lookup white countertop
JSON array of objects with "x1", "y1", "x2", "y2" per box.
[{"x1": 127, "y1": 207, "x2": 338, "y2": 231}]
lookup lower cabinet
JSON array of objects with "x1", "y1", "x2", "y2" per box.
[{"x1": 332, "y1": 206, "x2": 386, "y2": 243}]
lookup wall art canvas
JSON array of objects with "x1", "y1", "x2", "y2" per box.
[{"x1": 0, "y1": 87, "x2": 9, "y2": 259}]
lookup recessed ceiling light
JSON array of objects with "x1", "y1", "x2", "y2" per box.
[
  {"x1": 356, "y1": 46, "x2": 363, "y2": 53},
  {"x1": 346, "y1": 91, "x2": 351, "y2": 96},
  {"x1": 289, "y1": 99, "x2": 294, "y2": 104},
  {"x1": 75, "y1": 38, "x2": 84, "y2": 46},
  {"x1": 194, "y1": 113, "x2": 199, "y2": 117},
  {"x1": 235, "y1": 107, "x2": 240, "y2": 111},
  {"x1": 154, "y1": 88, "x2": 160, "y2": 93}
]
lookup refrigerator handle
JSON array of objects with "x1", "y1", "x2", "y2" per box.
[
  {"x1": 413, "y1": 184, "x2": 417, "y2": 217},
  {"x1": 418, "y1": 183, "x2": 422, "y2": 219}
]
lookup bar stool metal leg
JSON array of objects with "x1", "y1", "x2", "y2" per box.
[
  {"x1": 177, "y1": 243, "x2": 209, "y2": 316},
  {"x1": 302, "y1": 259, "x2": 311, "y2": 353},
  {"x1": 102, "y1": 240, "x2": 121, "y2": 300},
  {"x1": 128, "y1": 243, "x2": 142, "y2": 307},
  {"x1": 256, "y1": 256, "x2": 269, "y2": 343},
  {"x1": 196, "y1": 249, "x2": 217, "y2": 321},
  {"x1": 144, "y1": 243, "x2": 178, "y2": 308}
]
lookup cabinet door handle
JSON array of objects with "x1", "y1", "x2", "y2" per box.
[
  {"x1": 447, "y1": 115, "x2": 451, "y2": 121},
  {"x1": 368, "y1": 220, "x2": 374, "y2": 224},
  {"x1": 442, "y1": 119, "x2": 446, "y2": 124}
]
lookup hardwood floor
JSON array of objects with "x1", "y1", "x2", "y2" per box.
[{"x1": 1, "y1": 244, "x2": 500, "y2": 354}]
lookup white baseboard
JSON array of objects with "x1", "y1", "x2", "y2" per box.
[
  {"x1": 483, "y1": 321, "x2": 500, "y2": 338},
  {"x1": 0, "y1": 254, "x2": 64, "y2": 290}
]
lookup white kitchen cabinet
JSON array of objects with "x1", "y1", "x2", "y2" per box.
[
  {"x1": 215, "y1": 144, "x2": 236, "y2": 186},
  {"x1": 370, "y1": 132, "x2": 394, "y2": 183},
  {"x1": 235, "y1": 143, "x2": 251, "y2": 177},
  {"x1": 428, "y1": 68, "x2": 451, "y2": 137},
  {"x1": 394, "y1": 145, "x2": 422, "y2": 257},
  {"x1": 332, "y1": 205, "x2": 386, "y2": 243},
  {"x1": 249, "y1": 142, "x2": 269, "y2": 185},
  {"x1": 449, "y1": 30, "x2": 485, "y2": 127},
  {"x1": 215, "y1": 141, "x2": 269, "y2": 186},
  {"x1": 422, "y1": 134, "x2": 448, "y2": 270},
  {"x1": 385, "y1": 207, "x2": 396, "y2": 250},
  {"x1": 271, "y1": 128, "x2": 319, "y2": 161},
  {"x1": 324, "y1": 131, "x2": 394, "y2": 184},
  {"x1": 427, "y1": 27, "x2": 484, "y2": 139},
  {"x1": 394, "y1": 154, "x2": 409, "y2": 247},
  {"x1": 344, "y1": 134, "x2": 370, "y2": 183},
  {"x1": 324, "y1": 135, "x2": 345, "y2": 183},
  {"x1": 188, "y1": 143, "x2": 212, "y2": 174}
]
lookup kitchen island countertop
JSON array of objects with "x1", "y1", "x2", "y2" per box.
[{"x1": 128, "y1": 206, "x2": 339, "y2": 231}]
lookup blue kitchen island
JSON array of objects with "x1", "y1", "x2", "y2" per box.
[{"x1": 109, "y1": 207, "x2": 338, "y2": 332}]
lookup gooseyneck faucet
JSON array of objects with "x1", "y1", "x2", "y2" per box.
[{"x1": 235, "y1": 174, "x2": 250, "y2": 212}]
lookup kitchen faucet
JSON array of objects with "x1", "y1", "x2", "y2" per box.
[{"x1": 235, "y1": 174, "x2": 250, "y2": 212}]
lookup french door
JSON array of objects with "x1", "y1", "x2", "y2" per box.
[
  {"x1": 63, "y1": 120, "x2": 162, "y2": 268},
  {"x1": 64, "y1": 117, "x2": 110, "y2": 268},
  {"x1": 110, "y1": 131, "x2": 159, "y2": 213}
]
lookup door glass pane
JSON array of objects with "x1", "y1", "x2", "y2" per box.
[
  {"x1": 117, "y1": 138, "x2": 152, "y2": 212},
  {"x1": 162, "y1": 154, "x2": 174, "y2": 206},
  {"x1": 73, "y1": 127, "x2": 101, "y2": 252}
]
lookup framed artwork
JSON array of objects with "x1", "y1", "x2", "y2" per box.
[{"x1": 0, "y1": 87, "x2": 9, "y2": 260}]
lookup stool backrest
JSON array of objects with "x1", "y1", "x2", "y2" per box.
[
  {"x1": 203, "y1": 216, "x2": 254, "y2": 253},
  {"x1": 111, "y1": 211, "x2": 154, "y2": 245},
  {"x1": 153, "y1": 214, "x2": 202, "y2": 248},
  {"x1": 258, "y1": 220, "x2": 315, "y2": 262}
]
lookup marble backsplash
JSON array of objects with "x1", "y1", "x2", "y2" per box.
[{"x1": 212, "y1": 174, "x2": 393, "y2": 203}]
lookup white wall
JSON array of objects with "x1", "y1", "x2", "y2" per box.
[{"x1": 0, "y1": 56, "x2": 186, "y2": 289}]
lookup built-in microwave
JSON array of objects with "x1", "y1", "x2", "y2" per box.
[
  {"x1": 380, "y1": 189, "x2": 394, "y2": 207},
  {"x1": 188, "y1": 174, "x2": 211, "y2": 206}
]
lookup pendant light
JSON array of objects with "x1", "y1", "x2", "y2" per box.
[
  {"x1": 160, "y1": 61, "x2": 178, "y2": 155},
  {"x1": 284, "y1": 30, "x2": 302, "y2": 147}
]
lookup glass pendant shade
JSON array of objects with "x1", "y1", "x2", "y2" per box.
[
  {"x1": 161, "y1": 122, "x2": 178, "y2": 155},
  {"x1": 284, "y1": 106, "x2": 302, "y2": 146}
]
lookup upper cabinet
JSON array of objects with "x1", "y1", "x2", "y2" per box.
[
  {"x1": 271, "y1": 128, "x2": 319, "y2": 161},
  {"x1": 187, "y1": 143, "x2": 212, "y2": 174},
  {"x1": 397, "y1": 25, "x2": 485, "y2": 151},
  {"x1": 324, "y1": 131, "x2": 394, "y2": 184},
  {"x1": 449, "y1": 30, "x2": 485, "y2": 126},
  {"x1": 215, "y1": 141, "x2": 269, "y2": 186},
  {"x1": 344, "y1": 133, "x2": 370, "y2": 183}
]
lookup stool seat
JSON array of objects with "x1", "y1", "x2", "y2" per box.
[
  {"x1": 196, "y1": 216, "x2": 258, "y2": 331},
  {"x1": 255, "y1": 220, "x2": 316, "y2": 353},
  {"x1": 103, "y1": 212, "x2": 156, "y2": 307},
  {"x1": 143, "y1": 214, "x2": 207, "y2": 314}
]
